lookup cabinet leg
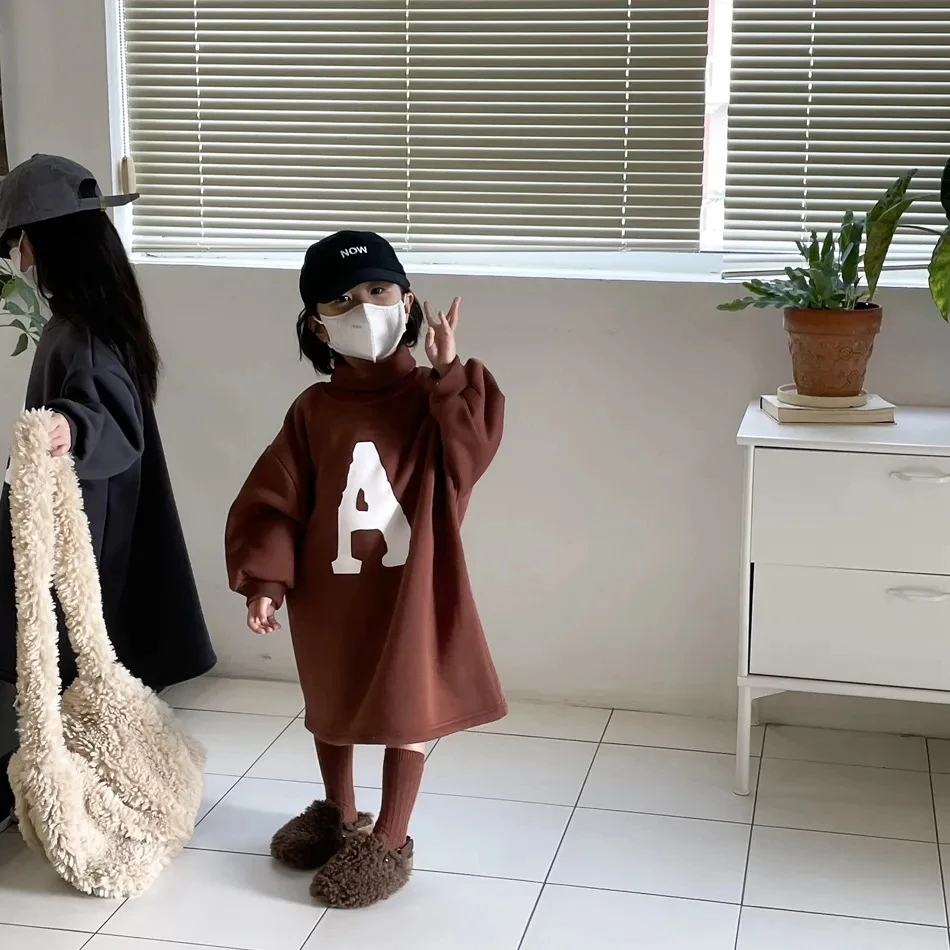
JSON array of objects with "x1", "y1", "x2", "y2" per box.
[{"x1": 735, "y1": 686, "x2": 752, "y2": 796}]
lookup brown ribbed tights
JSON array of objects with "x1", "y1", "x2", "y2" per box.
[
  {"x1": 374, "y1": 747, "x2": 425, "y2": 850},
  {"x1": 315, "y1": 742, "x2": 425, "y2": 849},
  {"x1": 315, "y1": 740, "x2": 357, "y2": 825}
]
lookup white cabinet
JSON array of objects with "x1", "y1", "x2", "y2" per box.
[
  {"x1": 735, "y1": 404, "x2": 950, "y2": 795},
  {"x1": 752, "y1": 564, "x2": 950, "y2": 691}
]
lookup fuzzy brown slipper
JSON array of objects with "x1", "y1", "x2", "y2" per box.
[
  {"x1": 310, "y1": 834, "x2": 414, "y2": 909},
  {"x1": 270, "y1": 800, "x2": 373, "y2": 871}
]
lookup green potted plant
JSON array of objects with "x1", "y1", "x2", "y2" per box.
[
  {"x1": 719, "y1": 172, "x2": 919, "y2": 397},
  {"x1": 0, "y1": 261, "x2": 47, "y2": 356},
  {"x1": 925, "y1": 157, "x2": 950, "y2": 321}
]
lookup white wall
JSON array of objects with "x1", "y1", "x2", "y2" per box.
[
  {"x1": 0, "y1": 0, "x2": 113, "y2": 178},
  {"x1": 4, "y1": 0, "x2": 950, "y2": 730},
  {"x1": 112, "y1": 274, "x2": 950, "y2": 726},
  {"x1": 137, "y1": 268, "x2": 797, "y2": 716}
]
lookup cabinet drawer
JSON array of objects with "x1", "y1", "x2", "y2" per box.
[
  {"x1": 751, "y1": 564, "x2": 950, "y2": 691},
  {"x1": 751, "y1": 448, "x2": 950, "y2": 573}
]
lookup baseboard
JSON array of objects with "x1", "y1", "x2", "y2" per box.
[
  {"x1": 161, "y1": 673, "x2": 950, "y2": 740},
  {"x1": 506, "y1": 688, "x2": 950, "y2": 739},
  {"x1": 759, "y1": 692, "x2": 950, "y2": 739}
]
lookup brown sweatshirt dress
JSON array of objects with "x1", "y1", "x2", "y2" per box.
[{"x1": 225, "y1": 347, "x2": 507, "y2": 745}]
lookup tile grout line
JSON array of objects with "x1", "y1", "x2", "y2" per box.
[
  {"x1": 200, "y1": 729, "x2": 943, "y2": 774},
  {"x1": 514, "y1": 708, "x2": 616, "y2": 950},
  {"x1": 0, "y1": 922, "x2": 93, "y2": 935},
  {"x1": 1, "y1": 923, "x2": 107, "y2": 950},
  {"x1": 185, "y1": 798, "x2": 950, "y2": 865},
  {"x1": 90, "y1": 883, "x2": 130, "y2": 937},
  {"x1": 17, "y1": 701, "x2": 944, "y2": 945},
  {"x1": 91, "y1": 711, "x2": 304, "y2": 942},
  {"x1": 926, "y1": 738, "x2": 950, "y2": 931},
  {"x1": 734, "y1": 722, "x2": 767, "y2": 949},
  {"x1": 294, "y1": 730, "x2": 442, "y2": 949},
  {"x1": 740, "y1": 902, "x2": 950, "y2": 929},
  {"x1": 187, "y1": 800, "x2": 950, "y2": 866},
  {"x1": 213, "y1": 759, "x2": 933, "y2": 809},
  {"x1": 232, "y1": 704, "x2": 937, "y2": 950},
  {"x1": 294, "y1": 731, "x2": 439, "y2": 945},
  {"x1": 196, "y1": 713, "x2": 303, "y2": 830},
  {"x1": 3, "y1": 714, "x2": 946, "y2": 946},
  {"x1": 178, "y1": 714, "x2": 950, "y2": 943},
  {"x1": 172, "y1": 703, "x2": 306, "y2": 719},
  {"x1": 175, "y1": 697, "x2": 950, "y2": 765},
  {"x1": 88, "y1": 933, "x2": 243, "y2": 950},
  {"x1": 297, "y1": 908, "x2": 329, "y2": 950}
]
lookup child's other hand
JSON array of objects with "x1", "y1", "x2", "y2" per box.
[
  {"x1": 49, "y1": 413, "x2": 71, "y2": 457},
  {"x1": 247, "y1": 597, "x2": 280, "y2": 634},
  {"x1": 423, "y1": 296, "x2": 460, "y2": 376}
]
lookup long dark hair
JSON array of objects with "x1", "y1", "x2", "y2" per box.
[
  {"x1": 296, "y1": 295, "x2": 424, "y2": 376},
  {"x1": 15, "y1": 210, "x2": 161, "y2": 402}
]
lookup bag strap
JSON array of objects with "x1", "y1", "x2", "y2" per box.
[
  {"x1": 48, "y1": 425, "x2": 118, "y2": 675},
  {"x1": 9, "y1": 410, "x2": 66, "y2": 753},
  {"x1": 9, "y1": 410, "x2": 116, "y2": 754}
]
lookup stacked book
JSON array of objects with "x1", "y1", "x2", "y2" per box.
[{"x1": 760, "y1": 386, "x2": 896, "y2": 424}]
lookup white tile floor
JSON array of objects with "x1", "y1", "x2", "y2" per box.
[{"x1": 2, "y1": 679, "x2": 950, "y2": 949}]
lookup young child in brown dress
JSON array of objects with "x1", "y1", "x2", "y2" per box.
[{"x1": 225, "y1": 231, "x2": 507, "y2": 908}]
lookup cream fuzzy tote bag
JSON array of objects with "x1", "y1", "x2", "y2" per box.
[{"x1": 6, "y1": 409, "x2": 205, "y2": 898}]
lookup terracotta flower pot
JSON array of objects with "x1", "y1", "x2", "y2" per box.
[{"x1": 783, "y1": 305, "x2": 883, "y2": 398}]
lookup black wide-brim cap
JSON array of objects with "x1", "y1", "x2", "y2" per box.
[{"x1": 300, "y1": 230, "x2": 410, "y2": 306}]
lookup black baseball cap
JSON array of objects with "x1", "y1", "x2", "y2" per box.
[
  {"x1": 299, "y1": 230, "x2": 409, "y2": 307},
  {"x1": 0, "y1": 154, "x2": 139, "y2": 234}
]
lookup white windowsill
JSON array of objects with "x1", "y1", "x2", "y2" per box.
[{"x1": 131, "y1": 249, "x2": 932, "y2": 291}]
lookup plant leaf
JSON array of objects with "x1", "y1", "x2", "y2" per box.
[
  {"x1": 867, "y1": 169, "x2": 917, "y2": 228},
  {"x1": 864, "y1": 170, "x2": 918, "y2": 300},
  {"x1": 941, "y1": 157, "x2": 950, "y2": 222},
  {"x1": 838, "y1": 210, "x2": 865, "y2": 304},
  {"x1": 809, "y1": 266, "x2": 833, "y2": 305},
  {"x1": 16, "y1": 279, "x2": 42, "y2": 315},
  {"x1": 11, "y1": 333, "x2": 28, "y2": 357},
  {"x1": 1, "y1": 318, "x2": 26, "y2": 331},
  {"x1": 928, "y1": 226, "x2": 950, "y2": 321},
  {"x1": 717, "y1": 298, "x2": 754, "y2": 311},
  {"x1": 784, "y1": 267, "x2": 812, "y2": 303},
  {"x1": 821, "y1": 230, "x2": 835, "y2": 264},
  {"x1": 864, "y1": 196, "x2": 914, "y2": 299}
]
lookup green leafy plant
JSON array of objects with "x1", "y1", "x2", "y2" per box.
[
  {"x1": 0, "y1": 263, "x2": 48, "y2": 356},
  {"x1": 719, "y1": 171, "x2": 918, "y2": 312},
  {"x1": 928, "y1": 158, "x2": 950, "y2": 320}
]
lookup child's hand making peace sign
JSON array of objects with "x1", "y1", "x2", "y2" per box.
[{"x1": 423, "y1": 296, "x2": 460, "y2": 377}]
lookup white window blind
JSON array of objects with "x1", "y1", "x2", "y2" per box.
[
  {"x1": 121, "y1": 0, "x2": 709, "y2": 254},
  {"x1": 724, "y1": 0, "x2": 950, "y2": 252}
]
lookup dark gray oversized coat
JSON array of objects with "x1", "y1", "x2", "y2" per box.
[{"x1": 0, "y1": 316, "x2": 216, "y2": 690}]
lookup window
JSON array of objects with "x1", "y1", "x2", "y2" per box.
[
  {"x1": 121, "y1": 0, "x2": 710, "y2": 254},
  {"x1": 722, "y1": 0, "x2": 950, "y2": 254},
  {"x1": 120, "y1": 0, "x2": 950, "y2": 262}
]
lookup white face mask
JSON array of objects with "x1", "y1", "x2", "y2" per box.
[
  {"x1": 322, "y1": 300, "x2": 408, "y2": 363},
  {"x1": 10, "y1": 235, "x2": 36, "y2": 287}
]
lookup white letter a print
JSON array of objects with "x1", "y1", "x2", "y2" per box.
[{"x1": 333, "y1": 441, "x2": 411, "y2": 574}]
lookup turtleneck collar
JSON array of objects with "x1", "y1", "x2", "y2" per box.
[{"x1": 328, "y1": 345, "x2": 418, "y2": 392}]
